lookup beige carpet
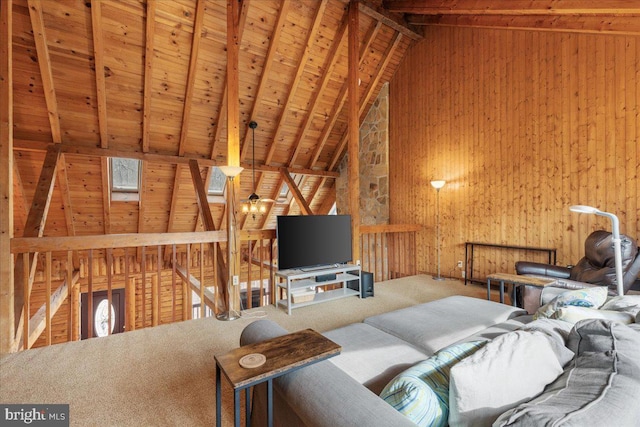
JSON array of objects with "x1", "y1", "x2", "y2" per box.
[{"x1": 0, "y1": 275, "x2": 489, "y2": 426}]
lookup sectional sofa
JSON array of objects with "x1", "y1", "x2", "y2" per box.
[{"x1": 240, "y1": 295, "x2": 640, "y2": 426}]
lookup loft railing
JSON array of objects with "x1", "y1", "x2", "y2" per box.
[
  {"x1": 8, "y1": 224, "x2": 418, "y2": 351},
  {"x1": 360, "y1": 224, "x2": 422, "y2": 282},
  {"x1": 9, "y1": 230, "x2": 276, "y2": 351}
]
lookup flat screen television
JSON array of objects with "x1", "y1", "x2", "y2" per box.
[{"x1": 277, "y1": 215, "x2": 352, "y2": 270}]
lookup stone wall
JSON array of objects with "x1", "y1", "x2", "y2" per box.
[{"x1": 336, "y1": 83, "x2": 389, "y2": 225}]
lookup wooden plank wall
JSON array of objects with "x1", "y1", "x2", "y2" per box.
[{"x1": 389, "y1": 26, "x2": 639, "y2": 280}]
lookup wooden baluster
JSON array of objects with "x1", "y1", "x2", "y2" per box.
[
  {"x1": 184, "y1": 244, "x2": 191, "y2": 320},
  {"x1": 23, "y1": 253, "x2": 30, "y2": 350},
  {"x1": 199, "y1": 243, "x2": 205, "y2": 318},
  {"x1": 157, "y1": 245, "x2": 162, "y2": 324},
  {"x1": 88, "y1": 249, "x2": 93, "y2": 338},
  {"x1": 46, "y1": 252, "x2": 51, "y2": 346},
  {"x1": 68, "y1": 250, "x2": 78, "y2": 341},
  {"x1": 107, "y1": 248, "x2": 113, "y2": 335},
  {"x1": 259, "y1": 239, "x2": 264, "y2": 307},
  {"x1": 141, "y1": 246, "x2": 146, "y2": 328},
  {"x1": 247, "y1": 239, "x2": 252, "y2": 309},
  {"x1": 212, "y1": 243, "x2": 218, "y2": 314},
  {"x1": 171, "y1": 244, "x2": 176, "y2": 322},
  {"x1": 124, "y1": 248, "x2": 134, "y2": 332}
]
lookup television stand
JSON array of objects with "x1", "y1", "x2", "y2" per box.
[{"x1": 275, "y1": 265, "x2": 361, "y2": 315}]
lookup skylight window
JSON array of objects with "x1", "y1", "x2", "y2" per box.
[
  {"x1": 208, "y1": 167, "x2": 227, "y2": 196},
  {"x1": 110, "y1": 157, "x2": 141, "y2": 201}
]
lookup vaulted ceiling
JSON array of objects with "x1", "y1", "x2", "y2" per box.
[
  {"x1": 10, "y1": 0, "x2": 420, "y2": 238},
  {"x1": 9, "y1": 0, "x2": 637, "y2": 240}
]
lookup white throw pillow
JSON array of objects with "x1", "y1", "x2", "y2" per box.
[
  {"x1": 535, "y1": 286, "x2": 608, "y2": 320},
  {"x1": 601, "y1": 295, "x2": 640, "y2": 318},
  {"x1": 448, "y1": 331, "x2": 563, "y2": 427},
  {"x1": 553, "y1": 306, "x2": 635, "y2": 325}
]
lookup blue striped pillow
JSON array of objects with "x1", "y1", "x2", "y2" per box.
[{"x1": 379, "y1": 341, "x2": 486, "y2": 427}]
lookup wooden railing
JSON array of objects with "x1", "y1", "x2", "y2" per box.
[
  {"x1": 360, "y1": 224, "x2": 422, "y2": 282},
  {"x1": 8, "y1": 225, "x2": 418, "y2": 351},
  {"x1": 9, "y1": 230, "x2": 277, "y2": 350}
]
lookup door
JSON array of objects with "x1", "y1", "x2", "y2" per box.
[{"x1": 81, "y1": 289, "x2": 125, "y2": 339}]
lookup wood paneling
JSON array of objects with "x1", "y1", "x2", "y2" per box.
[{"x1": 390, "y1": 26, "x2": 639, "y2": 280}]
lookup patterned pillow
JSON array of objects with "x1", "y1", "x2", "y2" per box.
[
  {"x1": 553, "y1": 306, "x2": 635, "y2": 325},
  {"x1": 379, "y1": 340, "x2": 485, "y2": 427},
  {"x1": 535, "y1": 286, "x2": 608, "y2": 320}
]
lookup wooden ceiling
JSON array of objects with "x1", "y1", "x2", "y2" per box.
[
  {"x1": 9, "y1": 0, "x2": 638, "y2": 240},
  {"x1": 10, "y1": 0, "x2": 419, "y2": 238}
]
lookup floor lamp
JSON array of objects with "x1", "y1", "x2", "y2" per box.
[
  {"x1": 569, "y1": 205, "x2": 624, "y2": 296},
  {"x1": 431, "y1": 180, "x2": 446, "y2": 281},
  {"x1": 217, "y1": 165, "x2": 244, "y2": 321}
]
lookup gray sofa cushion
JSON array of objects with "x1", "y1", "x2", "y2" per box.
[
  {"x1": 364, "y1": 295, "x2": 527, "y2": 353},
  {"x1": 323, "y1": 323, "x2": 429, "y2": 394},
  {"x1": 494, "y1": 319, "x2": 640, "y2": 426},
  {"x1": 240, "y1": 320, "x2": 417, "y2": 427}
]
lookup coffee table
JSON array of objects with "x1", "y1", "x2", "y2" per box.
[
  {"x1": 486, "y1": 273, "x2": 557, "y2": 306},
  {"x1": 215, "y1": 328, "x2": 341, "y2": 427}
]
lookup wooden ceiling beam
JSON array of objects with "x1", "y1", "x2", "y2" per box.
[
  {"x1": 188, "y1": 159, "x2": 228, "y2": 294},
  {"x1": 23, "y1": 145, "x2": 60, "y2": 239},
  {"x1": 142, "y1": 0, "x2": 156, "y2": 153},
  {"x1": 382, "y1": 0, "x2": 640, "y2": 15},
  {"x1": 308, "y1": 20, "x2": 382, "y2": 169},
  {"x1": 358, "y1": 0, "x2": 422, "y2": 39},
  {"x1": 265, "y1": 0, "x2": 329, "y2": 165},
  {"x1": 90, "y1": 0, "x2": 109, "y2": 149},
  {"x1": 329, "y1": 31, "x2": 403, "y2": 171},
  {"x1": 27, "y1": 0, "x2": 62, "y2": 145},
  {"x1": 209, "y1": 0, "x2": 251, "y2": 160},
  {"x1": 281, "y1": 168, "x2": 313, "y2": 215},
  {"x1": 57, "y1": 155, "x2": 76, "y2": 238},
  {"x1": 288, "y1": 13, "x2": 349, "y2": 167},
  {"x1": 406, "y1": 14, "x2": 640, "y2": 35},
  {"x1": 28, "y1": 1, "x2": 77, "y2": 243},
  {"x1": 13, "y1": 140, "x2": 341, "y2": 178},
  {"x1": 189, "y1": 160, "x2": 216, "y2": 232},
  {"x1": 177, "y1": 0, "x2": 206, "y2": 157},
  {"x1": 240, "y1": 0, "x2": 291, "y2": 162},
  {"x1": 167, "y1": 164, "x2": 183, "y2": 233},
  {"x1": 348, "y1": 0, "x2": 361, "y2": 264},
  {"x1": 14, "y1": 145, "x2": 60, "y2": 339},
  {"x1": 0, "y1": 0, "x2": 14, "y2": 354}
]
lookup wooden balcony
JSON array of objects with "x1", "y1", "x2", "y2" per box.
[{"x1": 8, "y1": 224, "x2": 419, "y2": 351}]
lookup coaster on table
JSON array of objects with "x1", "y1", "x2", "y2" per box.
[{"x1": 239, "y1": 353, "x2": 266, "y2": 369}]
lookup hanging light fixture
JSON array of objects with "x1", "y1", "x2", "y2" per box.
[{"x1": 242, "y1": 121, "x2": 268, "y2": 217}]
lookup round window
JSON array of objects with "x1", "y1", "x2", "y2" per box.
[{"x1": 94, "y1": 299, "x2": 116, "y2": 337}]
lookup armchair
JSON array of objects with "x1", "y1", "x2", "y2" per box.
[{"x1": 515, "y1": 230, "x2": 640, "y2": 313}]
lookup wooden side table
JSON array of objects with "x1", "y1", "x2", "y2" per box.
[
  {"x1": 486, "y1": 273, "x2": 557, "y2": 306},
  {"x1": 215, "y1": 328, "x2": 341, "y2": 427}
]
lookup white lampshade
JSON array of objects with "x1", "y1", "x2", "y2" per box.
[
  {"x1": 430, "y1": 180, "x2": 446, "y2": 189},
  {"x1": 218, "y1": 165, "x2": 244, "y2": 178}
]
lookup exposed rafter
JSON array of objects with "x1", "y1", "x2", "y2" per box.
[
  {"x1": 265, "y1": 0, "x2": 329, "y2": 165},
  {"x1": 406, "y1": 14, "x2": 640, "y2": 35},
  {"x1": 90, "y1": 0, "x2": 109, "y2": 149},
  {"x1": 308, "y1": 20, "x2": 382, "y2": 169},
  {"x1": 239, "y1": 0, "x2": 291, "y2": 161},
  {"x1": 281, "y1": 168, "x2": 313, "y2": 215},
  {"x1": 382, "y1": 0, "x2": 640, "y2": 15},
  {"x1": 142, "y1": 0, "x2": 156, "y2": 154}
]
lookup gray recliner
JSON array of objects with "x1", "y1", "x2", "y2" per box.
[{"x1": 515, "y1": 230, "x2": 640, "y2": 313}]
